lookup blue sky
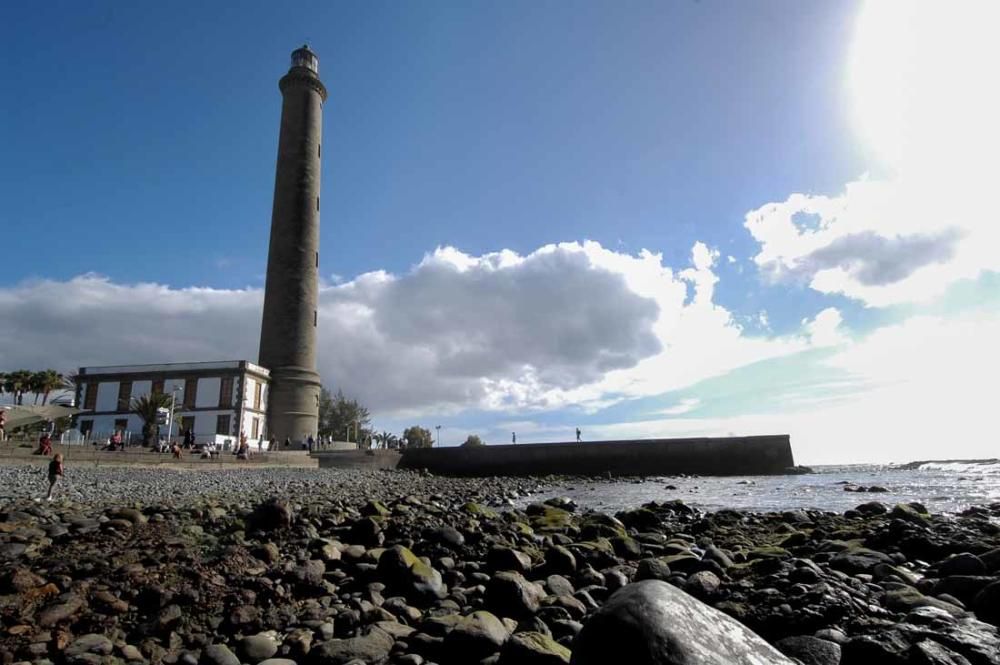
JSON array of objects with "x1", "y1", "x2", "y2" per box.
[{"x1": 3, "y1": 1, "x2": 998, "y2": 463}]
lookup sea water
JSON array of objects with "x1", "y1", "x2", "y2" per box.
[{"x1": 533, "y1": 460, "x2": 1000, "y2": 514}]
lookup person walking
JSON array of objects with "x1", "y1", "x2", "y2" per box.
[
  {"x1": 45, "y1": 453, "x2": 64, "y2": 501},
  {"x1": 512, "y1": 432, "x2": 516, "y2": 444},
  {"x1": 576, "y1": 427, "x2": 581, "y2": 443},
  {"x1": 0, "y1": 410, "x2": 6, "y2": 442}
]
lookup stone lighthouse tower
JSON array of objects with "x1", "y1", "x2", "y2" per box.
[{"x1": 259, "y1": 45, "x2": 326, "y2": 443}]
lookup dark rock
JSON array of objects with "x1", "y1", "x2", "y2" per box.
[
  {"x1": 240, "y1": 633, "x2": 280, "y2": 662},
  {"x1": 308, "y1": 627, "x2": 394, "y2": 665},
  {"x1": 349, "y1": 517, "x2": 384, "y2": 547},
  {"x1": 38, "y1": 593, "x2": 84, "y2": 627},
  {"x1": 201, "y1": 644, "x2": 241, "y2": 665},
  {"x1": 683, "y1": 571, "x2": 721, "y2": 601},
  {"x1": 443, "y1": 611, "x2": 510, "y2": 661},
  {"x1": 854, "y1": 501, "x2": 888, "y2": 515},
  {"x1": 65, "y1": 634, "x2": 114, "y2": 659},
  {"x1": 938, "y1": 554, "x2": 987, "y2": 577},
  {"x1": 842, "y1": 631, "x2": 910, "y2": 665},
  {"x1": 545, "y1": 546, "x2": 577, "y2": 576},
  {"x1": 973, "y1": 580, "x2": 1000, "y2": 626},
  {"x1": 248, "y1": 498, "x2": 294, "y2": 532},
  {"x1": 634, "y1": 558, "x2": 671, "y2": 582},
  {"x1": 830, "y1": 548, "x2": 893, "y2": 575},
  {"x1": 908, "y1": 640, "x2": 973, "y2": 665},
  {"x1": 377, "y1": 545, "x2": 446, "y2": 604},
  {"x1": 499, "y1": 631, "x2": 570, "y2": 665},
  {"x1": 487, "y1": 571, "x2": 545, "y2": 619},
  {"x1": 774, "y1": 636, "x2": 841, "y2": 665},
  {"x1": 488, "y1": 547, "x2": 533, "y2": 574},
  {"x1": 570, "y1": 580, "x2": 795, "y2": 664}
]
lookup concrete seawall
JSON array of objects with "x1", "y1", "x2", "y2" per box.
[{"x1": 396, "y1": 435, "x2": 794, "y2": 477}]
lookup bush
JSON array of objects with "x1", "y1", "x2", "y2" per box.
[{"x1": 461, "y1": 434, "x2": 484, "y2": 447}]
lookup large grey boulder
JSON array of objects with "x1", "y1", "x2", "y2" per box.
[{"x1": 570, "y1": 580, "x2": 796, "y2": 665}]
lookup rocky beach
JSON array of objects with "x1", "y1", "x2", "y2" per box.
[{"x1": 2, "y1": 466, "x2": 1000, "y2": 665}]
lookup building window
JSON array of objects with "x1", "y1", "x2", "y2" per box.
[
  {"x1": 181, "y1": 416, "x2": 196, "y2": 437},
  {"x1": 251, "y1": 417, "x2": 260, "y2": 439},
  {"x1": 216, "y1": 414, "x2": 231, "y2": 436},
  {"x1": 316, "y1": 196, "x2": 320, "y2": 211},
  {"x1": 315, "y1": 251, "x2": 319, "y2": 267},
  {"x1": 219, "y1": 377, "x2": 233, "y2": 407},
  {"x1": 183, "y1": 378, "x2": 198, "y2": 409},
  {"x1": 117, "y1": 381, "x2": 132, "y2": 411},
  {"x1": 253, "y1": 382, "x2": 262, "y2": 410},
  {"x1": 152, "y1": 379, "x2": 164, "y2": 395},
  {"x1": 79, "y1": 419, "x2": 93, "y2": 436},
  {"x1": 318, "y1": 143, "x2": 321, "y2": 158},
  {"x1": 84, "y1": 382, "x2": 98, "y2": 410}
]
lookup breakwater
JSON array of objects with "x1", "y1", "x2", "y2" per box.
[{"x1": 394, "y1": 435, "x2": 794, "y2": 477}]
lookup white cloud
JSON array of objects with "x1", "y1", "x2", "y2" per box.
[
  {"x1": 745, "y1": 1, "x2": 1000, "y2": 308},
  {"x1": 0, "y1": 241, "x2": 821, "y2": 420},
  {"x1": 803, "y1": 307, "x2": 847, "y2": 348}
]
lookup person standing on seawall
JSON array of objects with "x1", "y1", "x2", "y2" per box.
[
  {"x1": 512, "y1": 432, "x2": 516, "y2": 444},
  {"x1": 576, "y1": 427, "x2": 581, "y2": 443}
]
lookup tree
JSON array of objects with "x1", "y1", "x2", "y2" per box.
[
  {"x1": 461, "y1": 434, "x2": 484, "y2": 447},
  {"x1": 131, "y1": 393, "x2": 175, "y2": 446},
  {"x1": 318, "y1": 388, "x2": 372, "y2": 443},
  {"x1": 403, "y1": 426, "x2": 434, "y2": 449},
  {"x1": 33, "y1": 370, "x2": 63, "y2": 405},
  {"x1": 5, "y1": 370, "x2": 33, "y2": 405}
]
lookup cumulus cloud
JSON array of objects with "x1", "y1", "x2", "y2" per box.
[
  {"x1": 743, "y1": 178, "x2": 997, "y2": 307},
  {"x1": 0, "y1": 241, "x2": 827, "y2": 419}
]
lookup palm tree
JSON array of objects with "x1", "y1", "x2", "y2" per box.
[
  {"x1": 131, "y1": 393, "x2": 174, "y2": 447},
  {"x1": 6, "y1": 370, "x2": 33, "y2": 405},
  {"x1": 34, "y1": 370, "x2": 63, "y2": 405}
]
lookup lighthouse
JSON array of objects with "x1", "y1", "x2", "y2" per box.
[{"x1": 258, "y1": 45, "x2": 326, "y2": 443}]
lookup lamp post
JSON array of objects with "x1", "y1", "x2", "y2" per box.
[
  {"x1": 165, "y1": 385, "x2": 181, "y2": 447},
  {"x1": 435, "y1": 425, "x2": 441, "y2": 447}
]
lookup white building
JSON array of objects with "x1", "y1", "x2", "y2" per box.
[{"x1": 75, "y1": 361, "x2": 270, "y2": 447}]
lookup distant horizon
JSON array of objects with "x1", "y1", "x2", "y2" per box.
[{"x1": 2, "y1": 0, "x2": 998, "y2": 466}]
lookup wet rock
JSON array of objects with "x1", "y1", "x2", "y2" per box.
[
  {"x1": 443, "y1": 611, "x2": 510, "y2": 661},
  {"x1": 38, "y1": 593, "x2": 84, "y2": 627},
  {"x1": 201, "y1": 644, "x2": 241, "y2": 665},
  {"x1": 774, "y1": 636, "x2": 841, "y2": 665},
  {"x1": 488, "y1": 547, "x2": 533, "y2": 574},
  {"x1": 683, "y1": 571, "x2": 720, "y2": 601},
  {"x1": 377, "y1": 545, "x2": 446, "y2": 604},
  {"x1": 909, "y1": 640, "x2": 973, "y2": 665},
  {"x1": 571, "y1": 580, "x2": 795, "y2": 664},
  {"x1": 65, "y1": 634, "x2": 114, "y2": 659},
  {"x1": 830, "y1": 548, "x2": 893, "y2": 575},
  {"x1": 240, "y1": 633, "x2": 280, "y2": 662},
  {"x1": 499, "y1": 631, "x2": 570, "y2": 665},
  {"x1": 248, "y1": 498, "x2": 294, "y2": 532},
  {"x1": 938, "y1": 553, "x2": 987, "y2": 577},
  {"x1": 974, "y1": 580, "x2": 1000, "y2": 626},
  {"x1": 487, "y1": 571, "x2": 545, "y2": 619},
  {"x1": 308, "y1": 627, "x2": 394, "y2": 665}
]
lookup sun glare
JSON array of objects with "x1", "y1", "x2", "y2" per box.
[{"x1": 849, "y1": 0, "x2": 1000, "y2": 180}]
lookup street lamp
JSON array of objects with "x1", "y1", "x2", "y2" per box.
[
  {"x1": 165, "y1": 385, "x2": 181, "y2": 447},
  {"x1": 435, "y1": 425, "x2": 441, "y2": 447}
]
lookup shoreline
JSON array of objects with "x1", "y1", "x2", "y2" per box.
[{"x1": 1, "y1": 467, "x2": 999, "y2": 664}]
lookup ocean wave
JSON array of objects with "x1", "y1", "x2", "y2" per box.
[{"x1": 917, "y1": 460, "x2": 1000, "y2": 475}]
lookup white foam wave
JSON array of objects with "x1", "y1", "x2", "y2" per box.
[{"x1": 917, "y1": 460, "x2": 1000, "y2": 475}]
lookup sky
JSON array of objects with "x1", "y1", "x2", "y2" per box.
[{"x1": 2, "y1": 0, "x2": 998, "y2": 464}]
